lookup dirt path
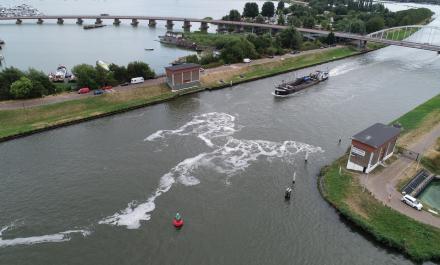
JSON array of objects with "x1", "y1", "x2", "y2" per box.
[
  {"x1": 0, "y1": 47, "x2": 341, "y2": 110},
  {"x1": 362, "y1": 122, "x2": 440, "y2": 228}
]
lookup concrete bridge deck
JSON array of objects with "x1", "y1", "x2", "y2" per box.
[{"x1": 1, "y1": 15, "x2": 439, "y2": 52}]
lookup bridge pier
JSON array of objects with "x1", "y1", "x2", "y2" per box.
[
  {"x1": 358, "y1": 40, "x2": 367, "y2": 49},
  {"x1": 76, "y1": 18, "x2": 83, "y2": 25},
  {"x1": 95, "y1": 18, "x2": 103, "y2": 25},
  {"x1": 16, "y1": 19, "x2": 22, "y2": 25},
  {"x1": 166, "y1": 20, "x2": 174, "y2": 30},
  {"x1": 182, "y1": 20, "x2": 191, "y2": 32},
  {"x1": 37, "y1": 18, "x2": 44, "y2": 24},
  {"x1": 113, "y1": 18, "x2": 121, "y2": 26},
  {"x1": 57, "y1": 18, "x2": 64, "y2": 25},
  {"x1": 148, "y1": 19, "x2": 156, "y2": 27},
  {"x1": 216, "y1": 24, "x2": 225, "y2": 33},
  {"x1": 234, "y1": 25, "x2": 244, "y2": 33},
  {"x1": 200, "y1": 22, "x2": 209, "y2": 33},
  {"x1": 131, "y1": 18, "x2": 139, "y2": 27}
]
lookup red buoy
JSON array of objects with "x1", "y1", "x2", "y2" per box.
[
  {"x1": 173, "y1": 218, "x2": 184, "y2": 228},
  {"x1": 173, "y1": 213, "x2": 184, "y2": 228}
]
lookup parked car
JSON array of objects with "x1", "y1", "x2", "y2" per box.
[
  {"x1": 101, "y1": 85, "x2": 113, "y2": 90},
  {"x1": 290, "y1": 50, "x2": 300, "y2": 54},
  {"x1": 120, "y1": 82, "x2": 130, "y2": 86},
  {"x1": 243, "y1": 58, "x2": 251, "y2": 63},
  {"x1": 131, "y1": 77, "x2": 144, "y2": 84},
  {"x1": 78, "y1": 87, "x2": 90, "y2": 94},
  {"x1": 401, "y1": 194, "x2": 423, "y2": 211},
  {"x1": 200, "y1": 68, "x2": 205, "y2": 72},
  {"x1": 93, "y1": 89, "x2": 104, "y2": 95}
]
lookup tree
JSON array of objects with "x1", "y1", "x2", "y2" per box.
[
  {"x1": 229, "y1": 9, "x2": 241, "y2": 21},
  {"x1": 220, "y1": 38, "x2": 258, "y2": 63},
  {"x1": 185, "y1": 55, "x2": 200, "y2": 64},
  {"x1": 288, "y1": 16, "x2": 302, "y2": 27},
  {"x1": 109, "y1": 64, "x2": 128, "y2": 84},
  {"x1": 277, "y1": 1, "x2": 285, "y2": 11},
  {"x1": 27, "y1": 68, "x2": 55, "y2": 95},
  {"x1": 349, "y1": 19, "x2": 366, "y2": 34},
  {"x1": 72, "y1": 64, "x2": 99, "y2": 90},
  {"x1": 366, "y1": 16, "x2": 385, "y2": 33},
  {"x1": 326, "y1": 32, "x2": 336, "y2": 45},
  {"x1": 127, "y1": 61, "x2": 155, "y2": 80},
  {"x1": 0, "y1": 67, "x2": 24, "y2": 100},
  {"x1": 255, "y1": 14, "x2": 265, "y2": 24},
  {"x1": 277, "y1": 13, "x2": 285, "y2": 25},
  {"x1": 261, "y1": 2, "x2": 275, "y2": 17},
  {"x1": 243, "y1": 2, "x2": 259, "y2": 18},
  {"x1": 277, "y1": 27, "x2": 303, "y2": 50},
  {"x1": 10, "y1": 77, "x2": 32, "y2": 99},
  {"x1": 303, "y1": 17, "x2": 316, "y2": 28}
]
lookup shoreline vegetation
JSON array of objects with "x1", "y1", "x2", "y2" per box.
[
  {"x1": 0, "y1": 46, "x2": 363, "y2": 142},
  {"x1": 319, "y1": 93, "x2": 440, "y2": 262}
]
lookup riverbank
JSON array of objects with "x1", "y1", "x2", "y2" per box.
[
  {"x1": 0, "y1": 46, "x2": 365, "y2": 142},
  {"x1": 319, "y1": 93, "x2": 440, "y2": 262}
]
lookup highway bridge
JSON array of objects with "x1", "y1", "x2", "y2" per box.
[{"x1": 1, "y1": 15, "x2": 440, "y2": 52}]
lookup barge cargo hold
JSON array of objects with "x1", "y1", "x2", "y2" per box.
[
  {"x1": 273, "y1": 71, "x2": 329, "y2": 97},
  {"x1": 83, "y1": 24, "x2": 106, "y2": 30}
]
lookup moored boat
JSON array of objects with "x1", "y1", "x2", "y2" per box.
[{"x1": 273, "y1": 71, "x2": 329, "y2": 97}]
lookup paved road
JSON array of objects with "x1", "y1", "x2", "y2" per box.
[{"x1": 362, "y1": 123, "x2": 440, "y2": 228}]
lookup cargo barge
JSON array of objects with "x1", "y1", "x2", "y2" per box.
[{"x1": 273, "y1": 71, "x2": 329, "y2": 97}]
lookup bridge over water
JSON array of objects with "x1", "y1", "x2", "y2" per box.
[{"x1": 1, "y1": 15, "x2": 440, "y2": 52}]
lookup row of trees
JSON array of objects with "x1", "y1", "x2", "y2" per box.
[
  {"x1": 223, "y1": 1, "x2": 286, "y2": 22},
  {"x1": 0, "y1": 68, "x2": 56, "y2": 99},
  {"x1": 72, "y1": 61, "x2": 155, "y2": 90},
  {"x1": 0, "y1": 61, "x2": 155, "y2": 100}
]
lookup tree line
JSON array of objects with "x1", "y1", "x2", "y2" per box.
[
  {"x1": 0, "y1": 61, "x2": 155, "y2": 100},
  {"x1": 222, "y1": 1, "x2": 433, "y2": 35}
]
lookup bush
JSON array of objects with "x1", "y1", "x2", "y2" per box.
[
  {"x1": 127, "y1": 61, "x2": 156, "y2": 80},
  {"x1": 72, "y1": 64, "x2": 99, "y2": 90},
  {"x1": 10, "y1": 77, "x2": 33, "y2": 99},
  {"x1": 184, "y1": 54, "x2": 200, "y2": 64}
]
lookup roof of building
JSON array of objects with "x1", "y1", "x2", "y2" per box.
[
  {"x1": 165, "y1": 63, "x2": 200, "y2": 71},
  {"x1": 352, "y1": 123, "x2": 400, "y2": 148}
]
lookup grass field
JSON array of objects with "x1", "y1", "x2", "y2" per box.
[
  {"x1": 320, "y1": 93, "x2": 440, "y2": 262},
  {"x1": 384, "y1": 28, "x2": 420, "y2": 41},
  {"x1": 0, "y1": 85, "x2": 174, "y2": 138},
  {"x1": 202, "y1": 47, "x2": 359, "y2": 87}
]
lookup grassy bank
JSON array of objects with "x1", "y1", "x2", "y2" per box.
[
  {"x1": 202, "y1": 46, "x2": 359, "y2": 87},
  {"x1": 0, "y1": 46, "x2": 362, "y2": 141},
  {"x1": 320, "y1": 93, "x2": 440, "y2": 262}
]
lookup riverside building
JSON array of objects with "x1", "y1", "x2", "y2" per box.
[{"x1": 347, "y1": 123, "x2": 400, "y2": 173}]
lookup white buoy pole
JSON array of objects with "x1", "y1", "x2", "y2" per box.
[
  {"x1": 292, "y1": 172, "x2": 296, "y2": 184},
  {"x1": 305, "y1": 152, "x2": 309, "y2": 163}
]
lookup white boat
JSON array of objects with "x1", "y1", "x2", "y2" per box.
[{"x1": 96, "y1": 60, "x2": 110, "y2": 71}]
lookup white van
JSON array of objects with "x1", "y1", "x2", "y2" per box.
[
  {"x1": 243, "y1": 58, "x2": 251, "y2": 63},
  {"x1": 131, "y1": 77, "x2": 144, "y2": 84}
]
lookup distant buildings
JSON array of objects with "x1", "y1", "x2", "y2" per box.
[
  {"x1": 165, "y1": 63, "x2": 201, "y2": 91},
  {"x1": 347, "y1": 123, "x2": 400, "y2": 173}
]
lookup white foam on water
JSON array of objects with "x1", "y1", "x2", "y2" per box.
[
  {"x1": 101, "y1": 112, "x2": 323, "y2": 229},
  {"x1": 0, "y1": 228, "x2": 90, "y2": 248},
  {"x1": 144, "y1": 112, "x2": 237, "y2": 147}
]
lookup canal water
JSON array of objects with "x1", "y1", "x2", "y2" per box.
[
  {"x1": 1, "y1": 1, "x2": 440, "y2": 265},
  {"x1": 420, "y1": 180, "x2": 440, "y2": 211}
]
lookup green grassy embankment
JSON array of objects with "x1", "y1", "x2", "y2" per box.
[
  {"x1": 320, "y1": 93, "x2": 440, "y2": 262},
  {"x1": 0, "y1": 46, "x2": 363, "y2": 141}
]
